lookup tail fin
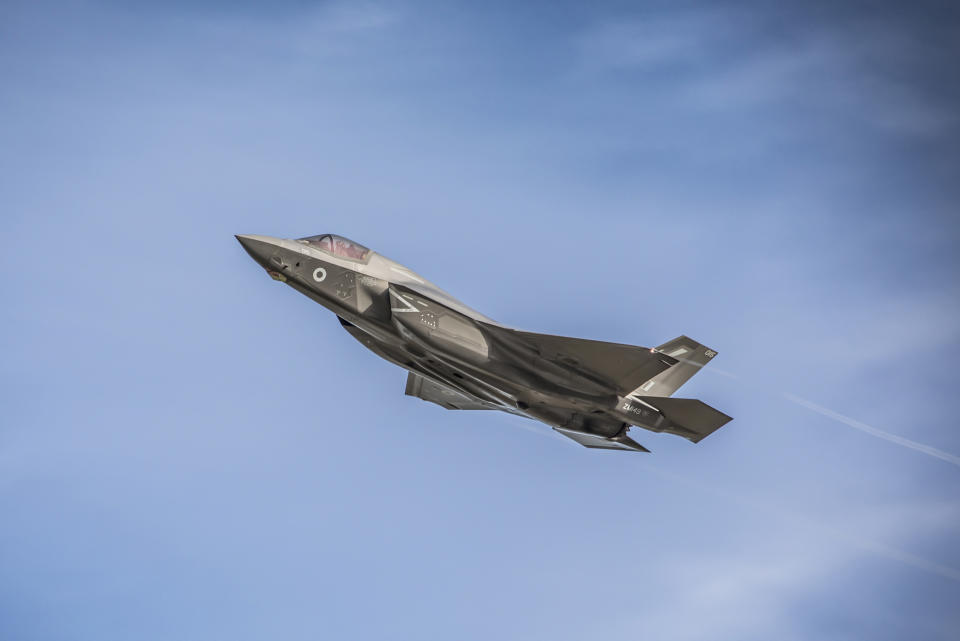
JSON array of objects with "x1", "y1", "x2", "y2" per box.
[{"x1": 632, "y1": 335, "x2": 718, "y2": 398}]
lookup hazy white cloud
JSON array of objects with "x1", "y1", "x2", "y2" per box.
[
  {"x1": 312, "y1": 1, "x2": 397, "y2": 33},
  {"x1": 576, "y1": 11, "x2": 957, "y2": 137},
  {"x1": 2, "y1": 3, "x2": 957, "y2": 640},
  {"x1": 575, "y1": 14, "x2": 718, "y2": 69},
  {"x1": 289, "y1": 0, "x2": 398, "y2": 54},
  {"x1": 779, "y1": 288, "x2": 960, "y2": 373},
  {"x1": 615, "y1": 467, "x2": 960, "y2": 639}
]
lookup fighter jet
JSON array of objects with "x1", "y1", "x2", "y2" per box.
[{"x1": 236, "y1": 233, "x2": 731, "y2": 452}]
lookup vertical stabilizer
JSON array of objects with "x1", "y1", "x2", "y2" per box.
[{"x1": 630, "y1": 335, "x2": 717, "y2": 398}]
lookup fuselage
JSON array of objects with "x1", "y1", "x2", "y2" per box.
[{"x1": 235, "y1": 233, "x2": 637, "y2": 438}]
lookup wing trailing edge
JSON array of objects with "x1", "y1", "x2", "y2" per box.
[{"x1": 502, "y1": 329, "x2": 677, "y2": 394}]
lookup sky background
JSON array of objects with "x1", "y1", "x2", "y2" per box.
[{"x1": 2, "y1": 1, "x2": 959, "y2": 639}]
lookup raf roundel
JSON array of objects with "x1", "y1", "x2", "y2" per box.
[{"x1": 313, "y1": 267, "x2": 327, "y2": 283}]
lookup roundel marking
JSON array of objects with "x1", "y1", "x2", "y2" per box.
[{"x1": 313, "y1": 267, "x2": 327, "y2": 282}]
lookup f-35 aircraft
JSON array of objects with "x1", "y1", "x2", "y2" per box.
[{"x1": 236, "y1": 233, "x2": 731, "y2": 452}]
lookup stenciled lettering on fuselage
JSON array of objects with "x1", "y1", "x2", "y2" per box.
[{"x1": 621, "y1": 400, "x2": 654, "y2": 419}]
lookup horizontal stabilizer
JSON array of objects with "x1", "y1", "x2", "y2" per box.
[
  {"x1": 633, "y1": 396, "x2": 732, "y2": 443},
  {"x1": 553, "y1": 427, "x2": 650, "y2": 452}
]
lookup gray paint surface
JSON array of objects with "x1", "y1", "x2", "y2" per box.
[{"x1": 237, "y1": 233, "x2": 731, "y2": 452}]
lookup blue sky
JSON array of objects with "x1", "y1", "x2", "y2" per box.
[{"x1": 2, "y1": 1, "x2": 958, "y2": 639}]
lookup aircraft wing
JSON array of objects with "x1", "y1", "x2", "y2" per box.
[
  {"x1": 404, "y1": 373, "x2": 497, "y2": 411},
  {"x1": 494, "y1": 328, "x2": 677, "y2": 394}
]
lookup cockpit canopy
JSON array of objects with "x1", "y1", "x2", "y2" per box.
[{"x1": 297, "y1": 234, "x2": 371, "y2": 261}]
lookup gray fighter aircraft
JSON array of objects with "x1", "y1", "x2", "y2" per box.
[{"x1": 236, "y1": 233, "x2": 731, "y2": 452}]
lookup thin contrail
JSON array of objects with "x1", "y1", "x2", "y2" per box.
[
  {"x1": 651, "y1": 359, "x2": 960, "y2": 580},
  {"x1": 500, "y1": 359, "x2": 960, "y2": 581},
  {"x1": 679, "y1": 358, "x2": 960, "y2": 469},
  {"x1": 782, "y1": 393, "x2": 960, "y2": 467}
]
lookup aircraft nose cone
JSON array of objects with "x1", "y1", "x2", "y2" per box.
[
  {"x1": 235, "y1": 234, "x2": 258, "y2": 251},
  {"x1": 235, "y1": 234, "x2": 282, "y2": 267}
]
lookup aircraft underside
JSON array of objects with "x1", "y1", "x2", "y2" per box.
[{"x1": 237, "y1": 233, "x2": 732, "y2": 453}]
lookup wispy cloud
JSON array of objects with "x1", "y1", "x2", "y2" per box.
[
  {"x1": 642, "y1": 462, "x2": 960, "y2": 580},
  {"x1": 575, "y1": 10, "x2": 958, "y2": 137},
  {"x1": 619, "y1": 463, "x2": 960, "y2": 640},
  {"x1": 289, "y1": 0, "x2": 398, "y2": 55},
  {"x1": 2, "y1": 2, "x2": 957, "y2": 639},
  {"x1": 575, "y1": 13, "x2": 722, "y2": 69}
]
